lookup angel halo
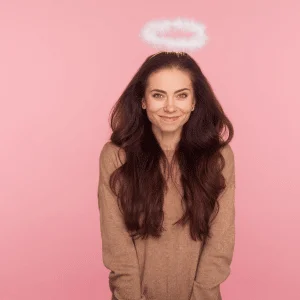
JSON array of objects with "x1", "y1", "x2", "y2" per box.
[{"x1": 139, "y1": 17, "x2": 208, "y2": 54}]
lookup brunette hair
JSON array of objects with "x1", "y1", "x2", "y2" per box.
[{"x1": 107, "y1": 51, "x2": 234, "y2": 242}]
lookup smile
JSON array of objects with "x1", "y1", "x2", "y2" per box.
[{"x1": 160, "y1": 116, "x2": 180, "y2": 122}]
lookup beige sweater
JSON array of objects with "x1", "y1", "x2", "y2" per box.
[{"x1": 97, "y1": 141, "x2": 235, "y2": 300}]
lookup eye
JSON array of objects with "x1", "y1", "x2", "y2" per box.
[
  {"x1": 152, "y1": 93, "x2": 188, "y2": 98},
  {"x1": 178, "y1": 93, "x2": 188, "y2": 98}
]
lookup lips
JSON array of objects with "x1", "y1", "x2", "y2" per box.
[
  {"x1": 160, "y1": 116, "x2": 180, "y2": 118},
  {"x1": 160, "y1": 116, "x2": 180, "y2": 122}
]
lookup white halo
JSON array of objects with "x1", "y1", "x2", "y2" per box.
[{"x1": 139, "y1": 17, "x2": 208, "y2": 52}]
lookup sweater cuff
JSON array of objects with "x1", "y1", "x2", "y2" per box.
[{"x1": 190, "y1": 280, "x2": 222, "y2": 300}]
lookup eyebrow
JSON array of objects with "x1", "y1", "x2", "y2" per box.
[{"x1": 150, "y1": 88, "x2": 190, "y2": 94}]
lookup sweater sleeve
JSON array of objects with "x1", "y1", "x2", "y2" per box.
[
  {"x1": 97, "y1": 142, "x2": 146, "y2": 300},
  {"x1": 190, "y1": 144, "x2": 236, "y2": 300}
]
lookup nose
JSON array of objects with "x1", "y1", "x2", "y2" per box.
[{"x1": 163, "y1": 100, "x2": 177, "y2": 112}]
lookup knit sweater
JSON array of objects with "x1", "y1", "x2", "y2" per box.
[{"x1": 97, "y1": 141, "x2": 235, "y2": 300}]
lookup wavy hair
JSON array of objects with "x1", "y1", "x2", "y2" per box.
[{"x1": 107, "y1": 51, "x2": 234, "y2": 242}]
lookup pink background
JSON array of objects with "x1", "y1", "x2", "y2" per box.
[{"x1": 1, "y1": 0, "x2": 299, "y2": 299}]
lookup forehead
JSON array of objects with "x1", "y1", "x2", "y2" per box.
[{"x1": 146, "y1": 68, "x2": 192, "y2": 90}]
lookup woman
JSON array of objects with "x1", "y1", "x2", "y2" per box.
[{"x1": 97, "y1": 51, "x2": 235, "y2": 300}]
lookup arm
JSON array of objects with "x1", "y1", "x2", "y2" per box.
[
  {"x1": 97, "y1": 142, "x2": 146, "y2": 300},
  {"x1": 190, "y1": 144, "x2": 236, "y2": 300}
]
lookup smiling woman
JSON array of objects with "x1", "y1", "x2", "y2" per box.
[
  {"x1": 97, "y1": 51, "x2": 235, "y2": 300},
  {"x1": 141, "y1": 68, "x2": 195, "y2": 150}
]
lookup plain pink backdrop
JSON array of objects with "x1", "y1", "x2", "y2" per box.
[{"x1": 1, "y1": 0, "x2": 299, "y2": 299}]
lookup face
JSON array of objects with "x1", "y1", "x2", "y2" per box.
[{"x1": 142, "y1": 68, "x2": 195, "y2": 148}]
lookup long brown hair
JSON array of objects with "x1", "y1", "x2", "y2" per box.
[{"x1": 107, "y1": 51, "x2": 234, "y2": 242}]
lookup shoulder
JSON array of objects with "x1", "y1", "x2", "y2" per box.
[
  {"x1": 220, "y1": 143, "x2": 235, "y2": 164},
  {"x1": 99, "y1": 141, "x2": 126, "y2": 169},
  {"x1": 219, "y1": 143, "x2": 235, "y2": 187}
]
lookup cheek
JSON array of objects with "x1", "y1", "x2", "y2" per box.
[
  {"x1": 147, "y1": 100, "x2": 162, "y2": 110},
  {"x1": 146, "y1": 102, "x2": 161, "y2": 111}
]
